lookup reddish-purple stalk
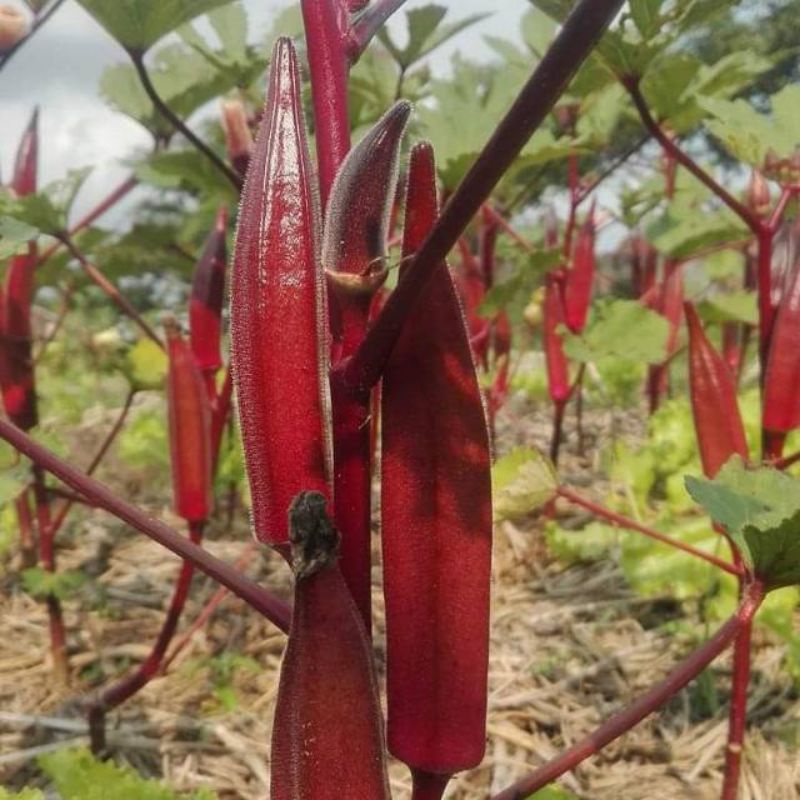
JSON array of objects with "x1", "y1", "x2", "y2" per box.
[
  {"x1": 31, "y1": 464, "x2": 68, "y2": 683},
  {"x1": 0, "y1": 419, "x2": 292, "y2": 632},
  {"x1": 721, "y1": 619, "x2": 753, "y2": 800},
  {"x1": 15, "y1": 490, "x2": 36, "y2": 567},
  {"x1": 411, "y1": 770, "x2": 450, "y2": 800},
  {"x1": 344, "y1": 0, "x2": 627, "y2": 395},
  {"x1": 301, "y1": 0, "x2": 352, "y2": 207},
  {"x1": 87, "y1": 519, "x2": 205, "y2": 753},
  {"x1": 557, "y1": 486, "x2": 742, "y2": 577},
  {"x1": 492, "y1": 580, "x2": 765, "y2": 799},
  {"x1": 59, "y1": 235, "x2": 163, "y2": 349}
]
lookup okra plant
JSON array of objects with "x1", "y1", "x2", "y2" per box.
[{"x1": 1, "y1": 0, "x2": 800, "y2": 798}]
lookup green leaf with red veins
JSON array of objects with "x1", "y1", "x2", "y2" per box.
[
  {"x1": 381, "y1": 142, "x2": 492, "y2": 776},
  {"x1": 230, "y1": 38, "x2": 331, "y2": 547},
  {"x1": 271, "y1": 492, "x2": 390, "y2": 799}
]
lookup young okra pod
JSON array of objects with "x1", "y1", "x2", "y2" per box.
[
  {"x1": 685, "y1": 303, "x2": 748, "y2": 477},
  {"x1": 231, "y1": 38, "x2": 332, "y2": 547},
  {"x1": 381, "y1": 143, "x2": 493, "y2": 787},
  {"x1": 271, "y1": 491, "x2": 389, "y2": 799}
]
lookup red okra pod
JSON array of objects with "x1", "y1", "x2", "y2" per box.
[
  {"x1": 564, "y1": 207, "x2": 596, "y2": 333},
  {"x1": 165, "y1": 320, "x2": 212, "y2": 523},
  {"x1": 2, "y1": 108, "x2": 39, "y2": 431},
  {"x1": 324, "y1": 100, "x2": 411, "y2": 626},
  {"x1": 763, "y1": 259, "x2": 800, "y2": 433},
  {"x1": 543, "y1": 273, "x2": 570, "y2": 405},
  {"x1": 231, "y1": 38, "x2": 332, "y2": 547},
  {"x1": 685, "y1": 303, "x2": 748, "y2": 478},
  {"x1": 271, "y1": 492, "x2": 389, "y2": 799},
  {"x1": 323, "y1": 100, "x2": 411, "y2": 336},
  {"x1": 381, "y1": 142, "x2": 492, "y2": 778},
  {"x1": 189, "y1": 206, "x2": 228, "y2": 384}
]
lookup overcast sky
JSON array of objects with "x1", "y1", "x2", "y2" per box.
[{"x1": 0, "y1": 0, "x2": 530, "y2": 223}]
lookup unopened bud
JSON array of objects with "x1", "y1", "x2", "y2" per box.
[
  {"x1": 221, "y1": 99, "x2": 253, "y2": 177},
  {"x1": 747, "y1": 169, "x2": 771, "y2": 216},
  {"x1": 0, "y1": 5, "x2": 29, "y2": 51}
]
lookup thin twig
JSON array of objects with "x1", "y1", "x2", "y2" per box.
[
  {"x1": 0, "y1": 0, "x2": 67, "y2": 74},
  {"x1": 59, "y1": 234, "x2": 164, "y2": 349},
  {"x1": 128, "y1": 51, "x2": 241, "y2": 192},
  {"x1": 557, "y1": 485, "x2": 742, "y2": 577},
  {"x1": 0, "y1": 418, "x2": 292, "y2": 633}
]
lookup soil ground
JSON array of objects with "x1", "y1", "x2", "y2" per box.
[{"x1": 1, "y1": 391, "x2": 799, "y2": 799}]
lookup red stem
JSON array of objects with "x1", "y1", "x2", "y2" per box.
[
  {"x1": 491, "y1": 581, "x2": 764, "y2": 799},
  {"x1": 162, "y1": 541, "x2": 259, "y2": 672},
  {"x1": 483, "y1": 203, "x2": 533, "y2": 251},
  {"x1": 59, "y1": 236, "x2": 164, "y2": 349},
  {"x1": 344, "y1": 0, "x2": 625, "y2": 393},
  {"x1": 411, "y1": 770, "x2": 450, "y2": 800},
  {"x1": 32, "y1": 464, "x2": 68, "y2": 684},
  {"x1": 301, "y1": 0, "x2": 351, "y2": 207},
  {"x1": 88, "y1": 520, "x2": 205, "y2": 753},
  {"x1": 624, "y1": 78, "x2": 760, "y2": 233},
  {"x1": 49, "y1": 388, "x2": 136, "y2": 539},
  {"x1": 774, "y1": 448, "x2": 800, "y2": 470},
  {"x1": 0, "y1": 419, "x2": 292, "y2": 632},
  {"x1": 721, "y1": 619, "x2": 753, "y2": 800},
  {"x1": 756, "y1": 228, "x2": 775, "y2": 373},
  {"x1": 556, "y1": 486, "x2": 742, "y2": 577},
  {"x1": 15, "y1": 490, "x2": 36, "y2": 568},
  {"x1": 36, "y1": 176, "x2": 139, "y2": 268}
]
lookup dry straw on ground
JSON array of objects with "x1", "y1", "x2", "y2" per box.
[{"x1": 0, "y1": 395, "x2": 798, "y2": 799}]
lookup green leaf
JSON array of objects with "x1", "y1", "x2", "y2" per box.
[
  {"x1": 100, "y1": 44, "x2": 237, "y2": 138},
  {"x1": 136, "y1": 149, "x2": 237, "y2": 202},
  {"x1": 0, "y1": 463, "x2": 27, "y2": 508},
  {"x1": 629, "y1": 0, "x2": 663, "y2": 39},
  {"x1": 22, "y1": 568, "x2": 86, "y2": 601},
  {"x1": 379, "y1": 5, "x2": 488, "y2": 68},
  {"x1": 698, "y1": 291, "x2": 757, "y2": 326},
  {"x1": 686, "y1": 458, "x2": 800, "y2": 590},
  {"x1": 492, "y1": 447, "x2": 558, "y2": 522},
  {"x1": 520, "y1": 7, "x2": 557, "y2": 56},
  {"x1": 0, "y1": 216, "x2": 39, "y2": 258},
  {"x1": 646, "y1": 204, "x2": 746, "y2": 261},
  {"x1": 0, "y1": 788, "x2": 44, "y2": 800},
  {"x1": 479, "y1": 248, "x2": 560, "y2": 318},
  {"x1": 124, "y1": 339, "x2": 167, "y2": 392},
  {"x1": 699, "y1": 85, "x2": 800, "y2": 166},
  {"x1": 39, "y1": 748, "x2": 217, "y2": 799},
  {"x1": 530, "y1": 787, "x2": 581, "y2": 800},
  {"x1": 75, "y1": 0, "x2": 235, "y2": 53},
  {"x1": 2, "y1": 169, "x2": 92, "y2": 236},
  {"x1": 563, "y1": 300, "x2": 669, "y2": 365}
]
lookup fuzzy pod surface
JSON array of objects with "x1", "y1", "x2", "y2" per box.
[
  {"x1": 231, "y1": 38, "x2": 332, "y2": 546},
  {"x1": 764, "y1": 260, "x2": 800, "y2": 433},
  {"x1": 381, "y1": 142, "x2": 493, "y2": 775},
  {"x1": 271, "y1": 491, "x2": 390, "y2": 799}
]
